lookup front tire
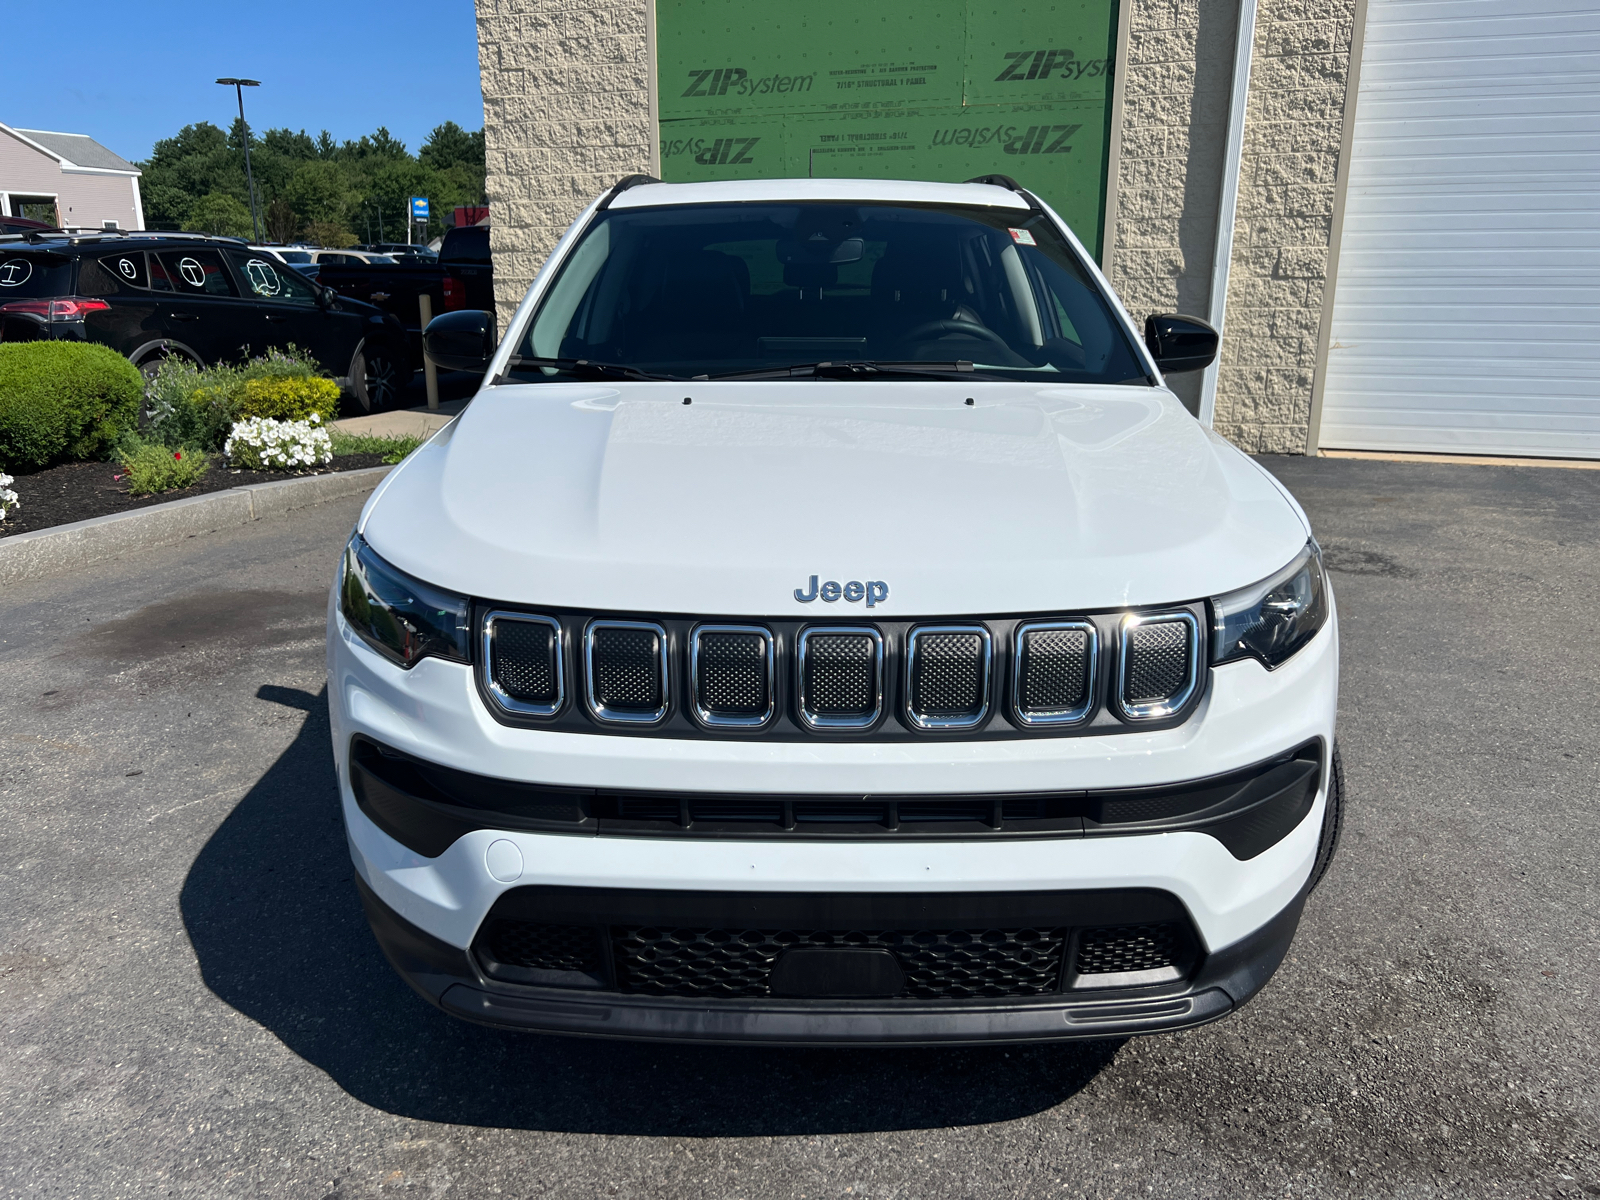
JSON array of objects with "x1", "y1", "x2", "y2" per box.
[{"x1": 348, "y1": 344, "x2": 410, "y2": 414}]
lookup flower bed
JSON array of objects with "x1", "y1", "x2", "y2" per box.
[{"x1": 0, "y1": 454, "x2": 392, "y2": 539}]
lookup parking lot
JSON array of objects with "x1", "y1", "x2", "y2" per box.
[{"x1": 1, "y1": 454, "x2": 1596, "y2": 1199}]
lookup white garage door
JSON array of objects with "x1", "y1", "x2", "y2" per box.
[{"x1": 1318, "y1": 0, "x2": 1600, "y2": 458}]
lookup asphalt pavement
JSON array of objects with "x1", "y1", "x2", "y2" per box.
[{"x1": 1, "y1": 454, "x2": 1596, "y2": 1199}]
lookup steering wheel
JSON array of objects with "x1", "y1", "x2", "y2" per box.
[{"x1": 904, "y1": 318, "x2": 1012, "y2": 349}]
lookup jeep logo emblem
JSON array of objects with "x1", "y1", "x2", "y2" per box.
[{"x1": 794, "y1": 575, "x2": 888, "y2": 607}]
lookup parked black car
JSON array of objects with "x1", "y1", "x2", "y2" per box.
[
  {"x1": 318, "y1": 223, "x2": 494, "y2": 366},
  {"x1": 0, "y1": 230, "x2": 412, "y2": 411}
]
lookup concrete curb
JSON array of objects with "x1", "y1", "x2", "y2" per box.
[{"x1": 0, "y1": 466, "x2": 390, "y2": 588}]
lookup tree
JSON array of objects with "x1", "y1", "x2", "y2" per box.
[
  {"x1": 264, "y1": 196, "x2": 298, "y2": 243},
  {"x1": 284, "y1": 160, "x2": 354, "y2": 229},
  {"x1": 135, "y1": 119, "x2": 488, "y2": 244},
  {"x1": 188, "y1": 192, "x2": 254, "y2": 238},
  {"x1": 420, "y1": 121, "x2": 484, "y2": 171}
]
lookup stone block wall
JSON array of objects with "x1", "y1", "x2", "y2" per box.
[
  {"x1": 1209, "y1": 0, "x2": 1357, "y2": 452},
  {"x1": 1108, "y1": 0, "x2": 1241, "y2": 416},
  {"x1": 475, "y1": 0, "x2": 654, "y2": 333}
]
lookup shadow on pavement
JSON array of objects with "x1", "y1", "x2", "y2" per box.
[{"x1": 180, "y1": 685, "x2": 1121, "y2": 1135}]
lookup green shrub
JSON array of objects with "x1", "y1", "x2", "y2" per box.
[
  {"x1": 144, "y1": 345, "x2": 330, "y2": 452},
  {"x1": 118, "y1": 439, "x2": 211, "y2": 496},
  {"x1": 0, "y1": 342, "x2": 143, "y2": 471},
  {"x1": 235, "y1": 375, "x2": 341, "y2": 424},
  {"x1": 329, "y1": 429, "x2": 423, "y2": 464}
]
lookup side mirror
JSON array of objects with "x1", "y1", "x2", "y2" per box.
[
  {"x1": 424, "y1": 310, "x2": 495, "y2": 372},
  {"x1": 316, "y1": 286, "x2": 334, "y2": 311},
  {"x1": 1144, "y1": 314, "x2": 1218, "y2": 375}
]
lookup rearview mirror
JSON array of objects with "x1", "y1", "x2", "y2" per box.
[
  {"x1": 425, "y1": 310, "x2": 495, "y2": 372},
  {"x1": 1143, "y1": 314, "x2": 1218, "y2": 375}
]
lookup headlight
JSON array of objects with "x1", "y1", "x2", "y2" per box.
[
  {"x1": 1211, "y1": 541, "x2": 1328, "y2": 669},
  {"x1": 339, "y1": 535, "x2": 469, "y2": 668}
]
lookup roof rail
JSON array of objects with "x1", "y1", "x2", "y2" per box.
[
  {"x1": 597, "y1": 173, "x2": 662, "y2": 211},
  {"x1": 964, "y1": 174, "x2": 1024, "y2": 193}
]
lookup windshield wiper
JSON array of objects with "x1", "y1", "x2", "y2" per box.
[
  {"x1": 704, "y1": 360, "x2": 989, "y2": 381},
  {"x1": 492, "y1": 355, "x2": 682, "y2": 384}
]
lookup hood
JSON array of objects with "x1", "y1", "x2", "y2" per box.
[{"x1": 360, "y1": 381, "x2": 1309, "y2": 616}]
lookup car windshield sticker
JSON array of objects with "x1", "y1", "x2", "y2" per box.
[
  {"x1": 1008, "y1": 228, "x2": 1037, "y2": 246},
  {"x1": 0, "y1": 259, "x2": 33, "y2": 287},
  {"x1": 177, "y1": 257, "x2": 207, "y2": 289},
  {"x1": 116, "y1": 257, "x2": 138, "y2": 279},
  {"x1": 246, "y1": 258, "x2": 283, "y2": 297}
]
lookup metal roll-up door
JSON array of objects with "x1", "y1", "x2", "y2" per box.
[{"x1": 1319, "y1": 0, "x2": 1600, "y2": 458}]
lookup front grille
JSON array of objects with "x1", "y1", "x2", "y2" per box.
[
  {"x1": 1118, "y1": 613, "x2": 1198, "y2": 720},
  {"x1": 692, "y1": 626, "x2": 773, "y2": 726},
  {"x1": 483, "y1": 920, "x2": 600, "y2": 974},
  {"x1": 906, "y1": 626, "x2": 990, "y2": 728},
  {"x1": 475, "y1": 603, "x2": 1208, "y2": 739},
  {"x1": 1014, "y1": 621, "x2": 1094, "y2": 724},
  {"x1": 485, "y1": 613, "x2": 561, "y2": 714},
  {"x1": 587, "y1": 621, "x2": 667, "y2": 722},
  {"x1": 798, "y1": 628, "x2": 882, "y2": 728},
  {"x1": 1074, "y1": 923, "x2": 1186, "y2": 975},
  {"x1": 612, "y1": 926, "x2": 1068, "y2": 998}
]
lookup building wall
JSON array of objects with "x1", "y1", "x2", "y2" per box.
[
  {"x1": 1107, "y1": 0, "x2": 1241, "y2": 416},
  {"x1": 474, "y1": 0, "x2": 1357, "y2": 450},
  {"x1": 475, "y1": 0, "x2": 655, "y2": 332},
  {"x1": 1208, "y1": 0, "x2": 1356, "y2": 452},
  {"x1": 0, "y1": 129, "x2": 143, "y2": 230}
]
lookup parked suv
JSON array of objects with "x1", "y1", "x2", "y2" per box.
[
  {"x1": 331, "y1": 176, "x2": 1341, "y2": 1045},
  {"x1": 0, "y1": 231, "x2": 412, "y2": 410}
]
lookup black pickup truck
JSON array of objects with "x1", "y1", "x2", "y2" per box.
[{"x1": 315, "y1": 224, "x2": 493, "y2": 365}]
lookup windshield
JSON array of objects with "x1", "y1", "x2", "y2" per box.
[
  {"x1": 275, "y1": 250, "x2": 312, "y2": 264},
  {"x1": 507, "y1": 202, "x2": 1149, "y2": 384}
]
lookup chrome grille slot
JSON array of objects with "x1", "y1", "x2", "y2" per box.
[
  {"x1": 483, "y1": 611, "x2": 563, "y2": 717},
  {"x1": 1013, "y1": 621, "x2": 1095, "y2": 725},
  {"x1": 797, "y1": 627, "x2": 883, "y2": 729},
  {"x1": 691, "y1": 625, "x2": 774, "y2": 728},
  {"x1": 1116, "y1": 612, "x2": 1200, "y2": 721},
  {"x1": 586, "y1": 620, "x2": 669, "y2": 723},
  {"x1": 905, "y1": 626, "x2": 991, "y2": 729}
]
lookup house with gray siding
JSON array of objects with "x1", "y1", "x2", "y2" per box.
[{"x1": 0, "y1": 123, "x2": 144, "y2": 233}]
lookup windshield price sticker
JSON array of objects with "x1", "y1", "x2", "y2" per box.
[{"x1": 1008, "y1": 228, "x2": 1037, "y2": 245}]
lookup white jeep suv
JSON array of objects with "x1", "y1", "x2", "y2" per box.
[{"x1": 327, "y1": 175, "x2": 1340, "y2": 1045}]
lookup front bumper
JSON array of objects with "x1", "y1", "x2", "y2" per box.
[
  {"x1": 358, "y1": 871, "x2": 1308, "y2": 1045},
  {"x1": 329, "y1": 594, "x2": 1337, "y2": 1043}
]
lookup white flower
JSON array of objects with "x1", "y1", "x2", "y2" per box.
[
  {"x1": 224, "y1": 416, "x2": 333, "y2": 471},
  {"x1": 0, "y1": 471, "x2": 17, "y2": 522}
]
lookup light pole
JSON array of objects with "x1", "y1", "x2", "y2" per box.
[{"x1": 216, "y1": 77, "x2": 262, "y2": 243}]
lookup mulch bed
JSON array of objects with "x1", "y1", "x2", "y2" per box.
[{"x1": 0, "y1": 454, "x2": 390, "y2": 539}]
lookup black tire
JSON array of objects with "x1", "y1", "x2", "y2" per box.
[
  {"x1": 349, "y1": 344, "x2": 411, "y2": 414},
  {"x1": 1309, "y1": 742, "x2": 1345, "y2": 892}
]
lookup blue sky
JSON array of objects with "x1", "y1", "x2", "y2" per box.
[{"x1": 4, "y1": 0, "x2": 484, "y2": 163}]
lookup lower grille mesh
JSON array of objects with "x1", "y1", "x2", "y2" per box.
[
  {"x1": 1074, "y1": 923, "x2": 1185, "y2": 975},
  {"x1": 483, "y1": 920, "x2": 600, "y2": 974},
  {"x1": 613, "y1": 926, "x2": 1067, "y2": 998},
  {"x1": 476, "y1": 917, "x2": 1198, "y2": 996}
]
